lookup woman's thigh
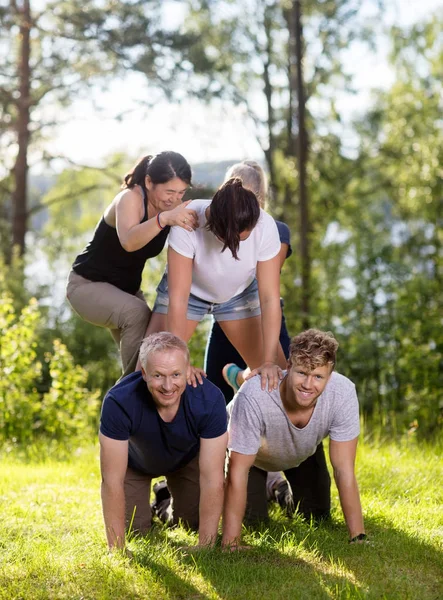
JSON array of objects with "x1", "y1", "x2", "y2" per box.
[
  {"x1": 146, "y1": 312, "x2": 199, "y2": 342},
  {"x1": 67, "y1": 271, "x2": 149, "y2": 331},
  {"x1": 218, "y1": 316, "x2": 264, "y2": 370}
]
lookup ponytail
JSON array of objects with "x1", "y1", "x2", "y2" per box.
[
  {"x1": 122, "y1": 155, "x2": 153, "y2": 191},
  {"x1": 206, "y1": 178, "x2": 260, "y2": 260}
]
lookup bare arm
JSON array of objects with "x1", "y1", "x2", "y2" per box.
[
  {"x1": 198, "y1": 433, "x2": 228, "y2": 546},
  {"x1": 329, "y1": 437, "x2": 365, "y2": 540},
  {"x1": 248, "y1": 254, "x2": 283, "y2": 390},
  {"x1": 116, "y1": 191, "x2": 198, "y2": 252},
  {"x1": 278, "y1": 242, "x2": 289, "y2": 270},
  {"x1": 99, "y1": 432, "x2": 129, "y2": 549},
  {"x1": 167, "y1": 247, "x2": 193, "y2": 341},
  {"x1": 222, "y1": 451, "x2": 256, "y2": 548}
]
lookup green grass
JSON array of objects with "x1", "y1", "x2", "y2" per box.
[{"x1": 0, "y1": 439, "x2": 442, "y2": 599}]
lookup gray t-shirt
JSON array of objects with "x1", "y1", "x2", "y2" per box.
[{"x1": 227, "y1": 371, "x2": 360, "y2": 472}]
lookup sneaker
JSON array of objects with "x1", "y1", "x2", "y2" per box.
[
  {"x1": 151, "y1": 480, "x2": 172, "y2": 522},
  {"x1": 222, "y1": 363, "x2": 242, "y2": 393},
  {"x1": 273, "y1": 480, "x2": 295, "y2": 518}
]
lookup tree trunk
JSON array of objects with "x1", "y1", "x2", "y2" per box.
[
  {"x1": 293, "y1": 0, "x2": 310, "y2": 328},
  {"x1": 262, "y1": 4, "x2": 277, "y2": 201},
  {"x1": 12, "y1": 0, "x2": 31, "y2": 256}
]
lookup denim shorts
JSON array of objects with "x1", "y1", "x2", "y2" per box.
[{"x1": 152, "y1": 273, "x2": 261, "y2": 322}]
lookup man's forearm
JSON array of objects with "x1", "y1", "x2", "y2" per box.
[
  {"x1": 334, "y1": 471, "x2": 365, "y2": 538},
  {"x1": 222, "y1": 477, "x2": 248, "y2": 547},
  {"x1": 198, "y1": 478, "x2": 224, "y2": 546},
  {"x1": 101, "y1": 480, "x2": 126, "y2": 549}
]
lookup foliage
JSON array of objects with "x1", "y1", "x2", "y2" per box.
[
  {"x1": 0, "y1": 439, "x2": 442, "y2": 598},
  {"x1": 0, "y1": 295, "x2": 42, "y2": 445},
  {"x1": 0, "y1": 293, "x2": 100, "y2": 451}
]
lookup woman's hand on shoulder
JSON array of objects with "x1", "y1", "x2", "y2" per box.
[
  {"x1": 245, "y1": 362, "x2": 284, "y2": 392},
  {"x1": 187, "y1": 365, "x2": 207, "y2": 388},
  {"x1": 161, "y1": 200, "x2": 199, "y2": 231}
]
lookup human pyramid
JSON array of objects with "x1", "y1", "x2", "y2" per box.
[{"x1": 66, "y1": 152, "x2": 366, "y2": 550}]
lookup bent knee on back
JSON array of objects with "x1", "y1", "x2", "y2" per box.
[{"x1": 120, "y1": 301, "x2": 152, "y2": 331}]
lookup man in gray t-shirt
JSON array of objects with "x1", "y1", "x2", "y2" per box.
[{"x1": 222, "y1": 329, "x2": 366, "y2": 548}]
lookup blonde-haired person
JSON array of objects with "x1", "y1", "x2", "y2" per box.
[
  {"x1": 204, "y1": 160, "x2": 291, "y2": 399},
  {"x1": 203, "y1": 160, "x2": 301, "y2": 511},
  {"x1": 146, "y1": 177, "x2": 287, "y2": 392},
  {"x1": 223, "y1": 329, "x2": 366, "y2": 549},
  {"x1": 99, "y1": 332, "x2": 227, "y2": 550}
]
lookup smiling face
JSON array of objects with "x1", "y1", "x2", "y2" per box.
[
  {"x1": 286, "y1": 362, "x2": 333, "y2": 410},
  {"x1": 141, "y1": 348, "x2": 189, "y2": 418},
  {"x1": 146, "y1": 176, "x2": 188, "y2": 212}
]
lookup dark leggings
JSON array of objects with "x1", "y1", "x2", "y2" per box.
[
  {"x1": 205, "y1": 313, "x2": 331, "y2": 521},
  {"x1": 245, "y1": 442, "x2": 331, "y2": 523},
  {"x1": 204, "y1": 307, "x2": 291, "y2": 404}
]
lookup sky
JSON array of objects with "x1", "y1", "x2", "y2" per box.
[{"x1": 45, "y1": 0, "x2": 443, "y2": 170}]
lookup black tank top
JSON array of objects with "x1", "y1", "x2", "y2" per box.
[{"x1": 72, "y1": 187, "x2": 169, "y2": 295}]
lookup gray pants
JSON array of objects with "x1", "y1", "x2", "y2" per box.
[
  {"x1": 66, "y1": 270, "x2": 151, "y2": 376},
  {"x1": 124, "y1": 455, "x2": 200, "y2": 534}
]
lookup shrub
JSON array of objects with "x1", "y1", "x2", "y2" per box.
[{"x1": 0, "y1": 294, "x2": 100, "y2": 451}]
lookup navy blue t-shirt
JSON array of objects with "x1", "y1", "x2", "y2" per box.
[
  {"x1": 275, "y1": 220, "x2": 292, "y2": 259},
  {"x1": 100, "y1": 372, "x2": 227, "y2": 477}
]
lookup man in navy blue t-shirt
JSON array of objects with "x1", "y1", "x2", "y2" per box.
[{"x1": 99, "y1": 332, "x2": 228, "y2": 550}]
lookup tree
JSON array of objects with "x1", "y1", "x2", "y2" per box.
[
  {"x1": 0, "y1": 0, "x2": 196, "y2": 257},
  {"x1": 172, "y1": 0, "x2": 381, "y2": 326},
  {"x1": 306, "y1": 13, "x2": 443, "y2": 435}
]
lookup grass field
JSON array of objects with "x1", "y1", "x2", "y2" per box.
[{"x1": 1, "y1": 438, "x2": 442, "y2": 600}]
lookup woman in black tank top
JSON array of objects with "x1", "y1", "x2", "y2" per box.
[{"x1": 66, "y1": 151, "x2": 198, "y2": 376}]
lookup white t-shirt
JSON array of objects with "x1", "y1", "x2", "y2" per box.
[
  {"x1": 167, "y1": 199, "x2": 281, "y2": 303},
  {"x1": 227, "y1": 371, "x2": 360, "y2": 472}
]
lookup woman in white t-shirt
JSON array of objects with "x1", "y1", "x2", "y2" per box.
[{"x1": 149, "y1": 178, "x2": 287, "y2": 390}]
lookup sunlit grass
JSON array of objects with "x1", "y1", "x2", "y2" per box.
[{"x1": 1, "y1": 440, "x2": 442, "y2": 599}]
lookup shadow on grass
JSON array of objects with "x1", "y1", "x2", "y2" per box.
[
  {"x1": 176, "y1": 515, "x2": 443, "y2": 600},
  {"x1": 314, "y1": 515, "x2": 443, "y2": 599},
  {"x1": 127, "y1": 512, "x2": 443, "y2": 600}
]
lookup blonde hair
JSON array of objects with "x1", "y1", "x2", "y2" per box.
[
  {"x1": 225, "y1": 160, "x2": 268, "y2": 209},
  {"x1": 289, "y1": 329, "x2": 338, "y2": 370},
  {"x1": 139, "y1": 332, "x2": 189, "y2": 370}
]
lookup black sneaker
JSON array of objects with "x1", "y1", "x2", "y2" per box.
[
  {"x1": 273, "y1": 480, "x2": 295, "y2": 517},
  {"x1": 151, "y1": 480, "x2": 172, "y2": 523}
]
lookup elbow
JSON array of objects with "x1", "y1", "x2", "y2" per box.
[{"x1": 120, "y1": 239, "x2": 137, "y2": 252}]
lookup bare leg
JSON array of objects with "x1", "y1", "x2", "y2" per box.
[
  {"x1": 219, "y1": 317, "x2": 286, "y2": 370},
  {"x1": 145, "y1": 312, "x2": 168, "y2": 336},
  {"x1": 145, "y1": 311, "x2": 200, "y2": 342}
]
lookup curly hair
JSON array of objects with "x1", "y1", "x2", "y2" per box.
[
  {"x1": 289, "y1": 329, "x2": 338, "y2": 370},
  {"x1": 139, "y1": 332, "x2": 189, "y2": 370}
]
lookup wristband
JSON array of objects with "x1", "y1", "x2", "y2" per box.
[
  {"x1": 156, "y1": 212, "x2": 166, "y2": 230},
  {"x1": 349, "y1": 533, "x2": 367, "y2": 543}
]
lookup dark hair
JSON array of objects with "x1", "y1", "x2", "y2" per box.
[
  {"x1": 122, "y1": 151, "x2": 192, "y2": 192},
  {"x1": 206, "y1": 178, "x2": 260, "y2": 260}
]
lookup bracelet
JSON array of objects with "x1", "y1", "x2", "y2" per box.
[
  {"x1": 349, "y1": 533, "x2": 367, "y2": 543},
  {"x1": 156, "y1": 212, "x2": 166, "y2": 230}
]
